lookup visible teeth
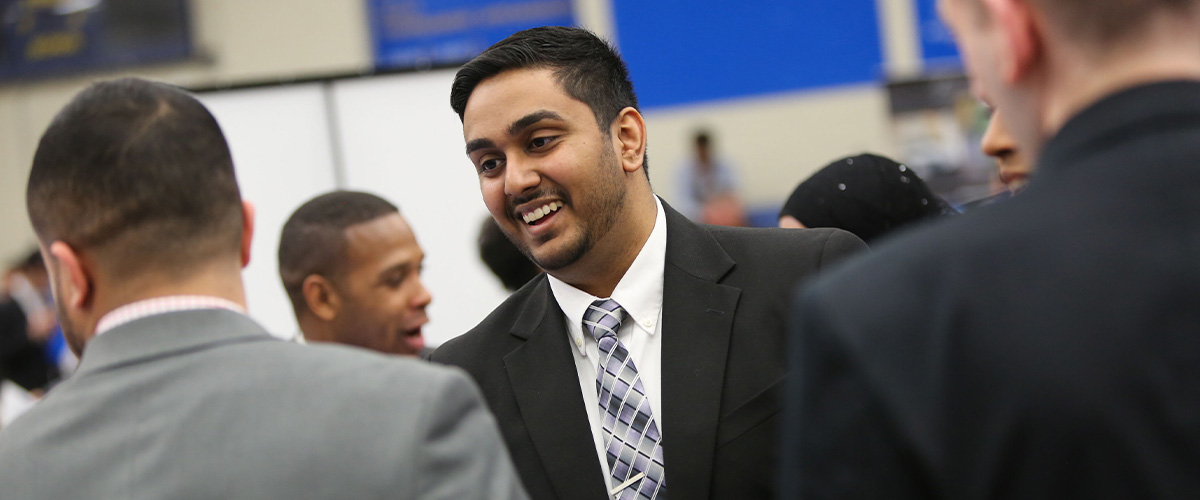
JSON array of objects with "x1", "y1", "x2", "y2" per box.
[{"x1": 523, "y1": 201, "x2": 563, "y2": 224}]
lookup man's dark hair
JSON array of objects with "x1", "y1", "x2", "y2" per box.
[
  {"x1": 967, "y1": 0, "x2": 1200, "y2": 47},
  {"x1": 449, "y1": 26, "x2": 649, "y2": 175},
  {"x1": 477, "y1": 217, "x2": 540, "y2": 292},
  {"x1": 278, "y1": 191, "x2": 399, "y2": 316},
  {"x1": 26, "y1": 78, "x2": 243, "y2": 277}
]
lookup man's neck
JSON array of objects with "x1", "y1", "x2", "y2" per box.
[
  {"x1": 90, "y1": 263, "x2": 248, "y2": 331},
  {"x1": 1041, "y1": 23, "x2": 1200, "y2": 145}
]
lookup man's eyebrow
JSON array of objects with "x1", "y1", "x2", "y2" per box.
[
  {"x1": 465, "y1": 138, "x2": 495, "y2": 155},
  {"x1": 375, "y1": 261, "x2": 415, "y2": 283},
  {"x1": 508, "y1": 110, "x2": 564, "y2": 136},
  {"x1": 464, "y1": 110, "x2": 564, "y2": 156}
]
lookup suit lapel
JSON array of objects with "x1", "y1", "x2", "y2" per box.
[
  {"x1": 660, "y1": 203, "x2": 740, "y2": 500},
  {"x1": 504, "y1": 281, "x2": 609, "y2": 500}
]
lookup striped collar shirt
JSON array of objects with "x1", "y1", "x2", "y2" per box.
[{"x1": 94, "y1": 295, "x2": 247, "y2": 337}]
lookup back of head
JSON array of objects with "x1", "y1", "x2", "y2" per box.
[
  {"x1": 26, "y1": 78, "x2": 243, "y2": 278},
  {"x1": 780, "y1": 154, "x2": 955, "y2": 243},
  {"x1": 449, "y1": 26, "x2": 649, "y2": 174},
  {"x1": 975, "y1": 0, "x2": 1200, "y2": 49},
  {"x1": 278, "y1": 190, "x2": 399, "y2": 316}
]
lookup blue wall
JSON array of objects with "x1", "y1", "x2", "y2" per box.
[
  {"x1": 915, "y1": 0, "x2": 961, "y2": 70},
  {"x1": 613, "y1": 0, "x2": 885, "y2": 109}
]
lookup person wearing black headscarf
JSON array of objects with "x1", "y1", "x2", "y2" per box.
[{"x1": 778, "y1": 153, "x2": 956, "y2": 244}]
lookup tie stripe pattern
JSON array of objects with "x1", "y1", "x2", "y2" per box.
[{"x1": 584, "y1": 299, "x2": 667, "y2": 500}]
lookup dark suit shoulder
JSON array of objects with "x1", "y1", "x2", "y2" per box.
[
  {"x1": 705, "y1": 224, "x2": 867, "y2": 274},
  {"x1": 804, "y1": 194, "x2": 1047, "y2": 307}
]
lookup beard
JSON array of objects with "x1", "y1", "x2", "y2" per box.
[{"x1": 503, "y1": 144, "x2": 627, "y2": 272}]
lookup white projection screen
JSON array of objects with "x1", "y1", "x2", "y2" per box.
[
  {"x1": 196, "y1": 70, "x2": 511, "y2": 347},
  {"x1": 199, "y1": 84, "x2": 340, "y2": 339}
]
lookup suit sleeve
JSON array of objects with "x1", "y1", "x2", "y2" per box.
[
  {"x1": 413, "y1": 368, "x2": 530, "y2": 500},
  {"x1": 779, "y1": 283, "x2": 933, "y2": 499}
]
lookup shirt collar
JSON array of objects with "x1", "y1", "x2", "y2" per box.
[
  {"x1": 548, "y1": 197, "x2": 667, "y2": 356},
  {"x1": 94, "y1": 295, "x2": 247, "y2": 336}
]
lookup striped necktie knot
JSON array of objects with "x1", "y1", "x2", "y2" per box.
[{"x1": 584, "y1": 299, "x2": 625, "y2": 342}]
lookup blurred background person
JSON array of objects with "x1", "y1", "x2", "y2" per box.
[
  {"x1": 675, "y1": 129, "x2": 747, "y2": 226},
  {"x1": 477, "y1": 217, "x2": 541, "y2": 293},
  {"x1": 0, "y1": 250, "x2": 62, "y2": 396},
  {"x1": 278, "y1": 190, "x2": 433, "y2": 357},
  {"x1": 784, "y1": 0, "x2": 1200, "y2": 496},
  {"x1": 982, "y1": 107, "x2": 1031, "y2": 193},
  {"x1": 778, "y1": 153, "x2": 955, "y2": 244},
  {"x1": 963, "y1": 105, "x2": 1035, "y2": 210}
]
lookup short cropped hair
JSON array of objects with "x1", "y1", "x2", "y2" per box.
[
  {"x1": 449, "y1": 26, "x2": 649, "y2": 174},
  {"x1": 26, "y1": 78, "x2": 243, "y2": 277},
  {"x1": 967, "y1": 0, "x2": 1200, "y2": 47},
  {"x1": 277, "y1": 191, "x2": 399, "y2": 316}
]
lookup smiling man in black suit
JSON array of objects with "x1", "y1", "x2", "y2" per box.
[{"x1": 431, "y1": 26, "x2": 865, "y2": 500}]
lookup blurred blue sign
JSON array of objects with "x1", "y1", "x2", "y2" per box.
[
  {"x1": 369, "y1": 0, "x2": 574, "y2": 70},
  {"x1": 0, "y1": 0, "x2": 192, "y2": 80},
  {"x1": 613, "y1": 0, "x2": 886, "y2": 109},
  {"x1": 916, "y1": 0, "x2": 961, "y2": 70}
]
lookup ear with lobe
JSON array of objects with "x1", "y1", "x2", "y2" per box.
[
  {"x1": 302, "y1": 274, "x2": 340, "y2": 321},
  {"x1": 613, "y1": 107, "x2": 647, "y2": 174},
  {"x1": 240, "y1": 200, "x2": 255, "y2": 268},
  {"x1": 985, "y1": 0, "x2": 1043, "y2": 84},
  {"x1": 48, "y1": 241, "x2": 92, "y2": 311}
]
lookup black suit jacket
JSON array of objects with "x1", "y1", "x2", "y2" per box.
[
  {"x1": 783, "y1": 81, "x2": 1200, "y2": 499},
  {"x1": 433, "y1": 201, "x2": 865, "y2": 500}
]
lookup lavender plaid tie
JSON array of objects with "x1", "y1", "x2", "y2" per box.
[{"x1": 584, "y1": 299, "x2": 667, "y2": 500}]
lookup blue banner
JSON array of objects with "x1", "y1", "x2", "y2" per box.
[
  {"x1": 0, "y1": 0, "x2": 192, "y2": 81},
  {"x1": 915, "y1": 0, "x2": 960, "y2": 70},
  {"x1": 612, "y1": 0, "x2": 886, "y2": 109},
  {"x1": 369, "y1": 0, "x2": 574, "y2": 70}
]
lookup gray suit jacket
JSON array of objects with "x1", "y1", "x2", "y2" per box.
[{"x1": 0, "y1": 309, "x2": 528, "y2": 500}]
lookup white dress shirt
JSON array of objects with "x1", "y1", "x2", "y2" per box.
[{"x1": 547, "y1": 197, "x2": 667, "y2": 492}]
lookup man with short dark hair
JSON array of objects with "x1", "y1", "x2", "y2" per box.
[
  {"x1": 0, "y1": 78, "x2": 527, "y2": 500},
  {"x1": 433, "y1": 26, "x2": 865, "y2": 500},
  {"x1": 278, "y1": 190, "x2": 432, "y2": 357},
  {"x1": 783, "y1": 0, "x2": 1200, "y2": 497}
]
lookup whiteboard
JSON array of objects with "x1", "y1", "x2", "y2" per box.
[
  {"x1": 331, "y1": 71, "x2": 510, "y2": 347},
  {"x1": 199, "y1": 84, "x2": 339, "y2": 339}
]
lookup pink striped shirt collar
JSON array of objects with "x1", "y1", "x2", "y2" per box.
[{"x1": 94, "y1": 295, "x2": 247, "y2": 336}]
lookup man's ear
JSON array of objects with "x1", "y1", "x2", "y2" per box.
[
  {"x1": 302, "y1": 275, "x2": 340, "y2": 321},
  {"x1": 612, "y1": 107, "x2": 648, "y2": 175},
  {"x1": 240, "y1": 200, "x2": 255, "y2": 268},
  {"x1": 985, "y1": 0, "x2": 1043, "y2": 84},
  {"x1": 47, "y1": 241, "x2": 92, "y2": 311}
]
